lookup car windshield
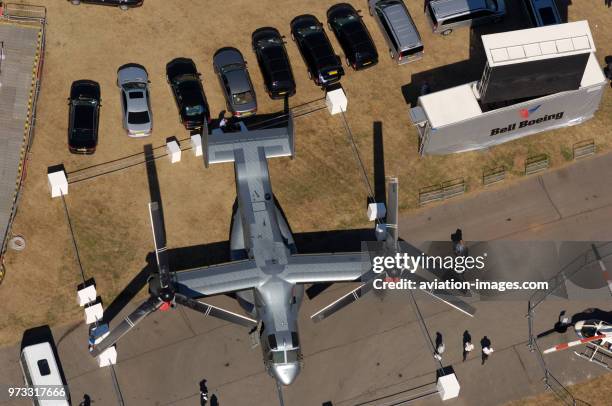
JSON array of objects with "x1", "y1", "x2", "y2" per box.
[
  {"x1": 74, "y1": 105, "x2": 95, "y2": 130},
  {"x1": 260, "y1": 37, "x2": 282, "y2": 47},
  {"x1": 122, "y1": 82, "x2": 146, "y2": 90},
  {"x1": 128, "y1": 91, "x2": 144, "y2": 99},
  {"x1": 222, "y1": 63, "x2": 243, "y2": 72},
  {"x1": 539, "y1": 7, "x2": 557, "y2": 25},
  {"x1": 297, "y1": 25, "x2": 321, "y2": 36},
  {"x1": 128, "y1": 111, "x2": 150, "y2": 124},
  {"x1": 232, "y1": 91, "x2": 254, "y2": 105},
  {"x1": 185, "y1": 104, "x2": 204, "y2": 116},
  {"x1": 334, "y1": 14, "x2": 358, "y2": 27}
]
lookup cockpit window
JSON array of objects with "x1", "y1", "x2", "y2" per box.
[
  {"x1": 268, "y1": 334, "x2": 278, "y2": 349},
  {"x1": 271, "y1": 351, "x2": 285, "y2": 363},
  {"x1": 286, "y1": 349, "x2": 299, "y2": 363},
  {"x1": 291, "y1": 332, "x2": 299, "y2": 347}
]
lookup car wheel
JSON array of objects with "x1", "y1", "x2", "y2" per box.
[
  {"x1": 307, "y1": 71, "x2": 312, "y2": 80},
  {"x1": 327, "y1": 23, "x2": 333, "y2": 31},
  {"x1": 389, "y1": 50, "x2": 394, "y2": 59},
  {"x1": 291, "y1": 32, "x2": 295, "y2": 41},
  {"x1": 442, "y1": 29, "x2": 452, "y2": 36},
  {"x1": 119, "y1": 4, "x2": 129, "y2": 11},
  {"x1": 71, "y1": 0, "x2": 80, "y2": 4},
  {"x1": 368, "y1": 7, "x2": 373, "y2": 16}
]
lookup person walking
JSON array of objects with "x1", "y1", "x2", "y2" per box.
[
  {"x1": 200, "y1": 379, "x2": 209, "y2": 406},
  {"x1": 434, "y1": 332, "x2": 445, "y2": 361},
  {"x1": 462, "y1": 330, "x2": 474, "y2": 362},
  {"x1": 451, "y1": 229, "x2": 467, "y2": 256},
  {"x1": 481, "y1": 336, "x2": 494, "y2": 365}
]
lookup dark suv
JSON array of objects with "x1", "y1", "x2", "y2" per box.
[
  {"x1": 252, "y1": 27, "x2": 296, "y2": 99},
  {"x1": 68, "y1": 80, "x2": 101, "y2": 154},
  {"x1": 166, "y1": 58, "x2": 211, "y2": 130},
  {"x1": 69, "y1": 0, "x2": 143, "y2": 11},
  {"x1": 327, "y1": 4, "x2": 378, "y2": 70},
  {"x1": 290, "y1": 14, "x2": 345, "y2": 87}
]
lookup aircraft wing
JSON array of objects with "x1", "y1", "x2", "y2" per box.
[
  {"x1": 176, "y1": 259, "x2": 261, "y2": 296},
  {"x1": 284, "y1": 253, "x2": 371, "y2": 284}
]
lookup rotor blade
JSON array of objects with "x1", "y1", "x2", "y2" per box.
[
  {"x1": 409, "y1": 273, "x2": 476, "y2": 317},
  {"x1": 310, "y1": 277, "x2": 379, "y2": 322},
  {"x1": 543, "y1": 334, "x2": 606, "y2": 354},
  {"x1": 306, "y1": 283, "x2": 333, "y2": 300},
  {"x1": 91, "y1": 296, "x2": 160, "y2": 357},
  {"x1": 175, "y1": 293, "x2": 257, "y2": 328},
  {"x1": 148, "y1": 202, "x2": 171, "y2": 286},
  {"x1": 385, "y1": 177, "x2": 399, "y2": 249}
]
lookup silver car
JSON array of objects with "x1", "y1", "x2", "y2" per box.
[
  {"x1": 213, "y1": 47, "x2": 257, "y2": 117},
  {"x1": 117, "y1": 64, "x2": 153, "y2": 137}
]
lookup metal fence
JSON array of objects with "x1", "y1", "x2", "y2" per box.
[
  {"x1": 527, "y1": 242, "x2": 612, "y2": 405},
  {"x1": 573, "y1": 139, "x2": 596, "y2": 160},
  {"x1": 482, "y1": 166, "x2": 505, "y2": 186},
  {"x1": 2, "y1": 3, "x2": 47, "y2": 21},
  {"x1": 418, "y1": 178, "x2": 466, "y2": 206},
  {"x1": 525, "y1": 154, "x2": 549, "y2": 175}
]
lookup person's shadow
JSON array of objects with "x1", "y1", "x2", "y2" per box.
[
  {"x1": 79, "y1": 394, "x2": 92, "y2": 406},
  {"x1": 211, "y1": 394, "x2": 219, "y2": 406}
]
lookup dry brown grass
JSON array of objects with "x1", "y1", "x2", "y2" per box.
[
  {"x1": 0, "y1": 0, "x2": 610, "y2": 351},
  {"x1": 506, "y1": 372, "x2": 612, "y2": 406}
]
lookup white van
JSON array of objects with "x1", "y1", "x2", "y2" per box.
[{"x1": 20, "y1": 342, "x2": 70, "y2": 405}]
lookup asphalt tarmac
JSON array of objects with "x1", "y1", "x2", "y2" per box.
[{"x1": 1, "y1": 153, "x2": 612, "y2": 406}]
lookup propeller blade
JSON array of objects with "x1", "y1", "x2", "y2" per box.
[
  {"x1": 91, "y1": 296, "x2": 161, "y2": 357},
  {"x1": 148, "y1": 202, "x2": 171, "y2": 287},
  {"x1": 543, "y1": 334, "x2": 606, "y2": 354},
  {"x1": 409, "y1": 273, "x2": 476, "y2": 317},
  {"x1": 175, "y1": 293, "x2": 257, "y2": 328},
  {"x1": 310, "y1": 277, "x2": 380, "y2": 322}
]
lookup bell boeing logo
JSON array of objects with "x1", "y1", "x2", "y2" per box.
[
  {"x1": 490, "y1": 106, "x2": 564, "y2": 136},
  {"x1": 519, "y1": 105, "x2": 541, "y2": 119}
]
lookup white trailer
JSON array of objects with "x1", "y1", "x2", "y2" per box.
[{"x1": 409, "y1": 21, "x2": 607, "y2": 155}]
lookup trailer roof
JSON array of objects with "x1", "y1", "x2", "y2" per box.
[
  {"x1": 481, "y1": 20, "x2": 595, "y2": 67},
  {"x1": 419, "y1": 83, "x2": 482, "y2": 128}
]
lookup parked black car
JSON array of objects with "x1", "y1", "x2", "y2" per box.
[
  {"x1": 68, "y1": 0, "x2": 143, "y2": 11},
  {"x1": 166, "y1": 58, "x2": 211, "y2": 130},
  {"x1": 290, "y1": 14, "x2": 345, "y2": 87},
  {"x1": 252, "y1": 27, "x2": 296, "y2": 99},
  {"x1": 327, "y1": 3, "x2": 378, "y2": 70},
  {"x1": 68, "y1": 80, "x2": 101, "y2": 154}
]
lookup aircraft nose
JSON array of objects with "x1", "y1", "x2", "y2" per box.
[{"x1": 272, "y1": 362, "x2": 301, "y2": 385}]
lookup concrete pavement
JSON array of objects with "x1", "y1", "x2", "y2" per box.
[{"x1": 1, "y1": 153, "x2": 612, "y2": 406}]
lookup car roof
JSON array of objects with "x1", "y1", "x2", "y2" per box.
[
  {"x1": 379, "y1": 1, "x2": 421, "y2": 47},
  {"x1": 125, "y1": 89, "x2": 149, "y2": 112},
  {"x1": 431, "y1": 0, "x2": 491, "y2": 17}
]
